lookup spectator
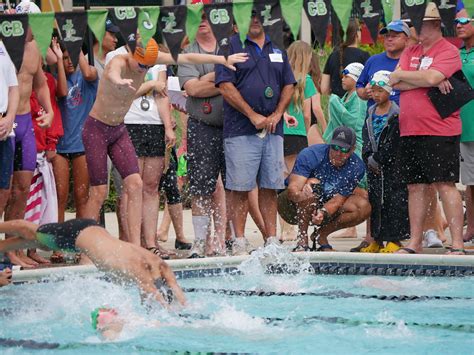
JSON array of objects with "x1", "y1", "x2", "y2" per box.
[
  {"x1": 4, "y1": 3, "x2": 53, "y2": 268},
  {"x1": 389, "y1": 3, "x2": 465, "y2": 254},
  {"x1": 323, "y1": 62, "x2": 367, "y2": 156},
  {"x1": 93, "y1": 18, "x2": 119, "y2": 79},
  {"x1": 307, "y1": 51, "x2": 326, "y2": 146},
  {"x1": 361, "y1": 71, "x2": 409, "y2": 253},
  {"x1": 53, "y1": 40, "x2": 98, "y2": 223},
  {"x1": 178, "y1": 12, "x2": 227, "y2": 257},
  {"x1": 357, "y1": 20, "x2": 410, "y2": 108},
  {"x1": 279, "y1": 126, "x2": 370, "y2": 251},
  {"x1": 215, "y1": 14, "x2": 296, "y2": 255},
  {"x1": 0, "y1": 41, "x2": 19, "y2": 218},
  {"x1": 321, "y1": 19, "x2": 370, "y2": 97},
  {"x1": 456, "y1": 14, "x2": 474, "y2": 243}
]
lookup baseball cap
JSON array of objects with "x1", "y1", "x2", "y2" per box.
[
  {"x1": 15, "y1": 0, "x2": 41, "y2": 14},
  {"x1": 341, "y1": 62, "x2": 364, "y2": 82},
  {"x1": 379, "y1": 20, "x2": 410, "y2": 36},
  {"x1": 330, "y1": 126, "x2": 356, "y2": 150},
  {"x1": 370, "y1": 70, "x2": 392, "y2": 93},
  {"x1": 105, "y1": 18, "x2": 120, "y2": 33}
]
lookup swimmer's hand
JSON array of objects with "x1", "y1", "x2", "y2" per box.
[
  {"x1": 225, "y1": 53, "x2": 248, "y2": 71},
  {"x1": 115, "y1": 78, "x2": 136, "y2": 91},
  {"x1": 36, "y1": 111, "x2": 53, "y2": 128}
]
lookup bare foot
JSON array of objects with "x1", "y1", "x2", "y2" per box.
[
  {"x1": 27, "y1": 250, "x2": 51, "y2": 264},
  {"x1": 463, "y1": 231, "x2": 474, "y2": 243},
  {"x1": 330, "y1": 226, "x2": 358, "y2": 239},
  {"x1": 156, "y1": 243, "x2": 176, "y2": 256},
  {"x1": 156, "y1": 231, "x2": 168, "y2": 243},
  {"x1": 0, "y1": 268, "x2": 12, "y2": 287},
  {"x1": 6, "y1": 251, "x2": 37, "y2": 268}
]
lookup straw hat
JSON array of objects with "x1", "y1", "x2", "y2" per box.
[{"x1": 423, "y1": 2, "x2": 441, "y2": 21}]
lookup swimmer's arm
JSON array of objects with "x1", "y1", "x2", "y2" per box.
[
  {"x1": 158, "y1": 52, "x2": 248, "y2": 71},
  {"x1": 0, "y1": 221, "x2": 41, "y2": 252},
  {"x1": 106, "y1": 57, "x2": 135, "y2": 90}
]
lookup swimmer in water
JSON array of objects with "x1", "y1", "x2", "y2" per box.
[{"x1": 0, "y1": 219, "x2": 186, "y2": 306}]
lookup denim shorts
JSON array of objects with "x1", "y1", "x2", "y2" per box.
[{"x1": 224, "y1": 133, "x2": 284, "y2": 191}]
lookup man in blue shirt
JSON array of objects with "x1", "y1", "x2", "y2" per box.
[
  {"x1": 279, "y1": 126, "x2": 370, "y2": 251},
  {"x1": 215, "y1": 14, "x2": 295, "y2": 255},
  {"x1": 356, "y1": 20, "x2": 409, "y2": 107}
]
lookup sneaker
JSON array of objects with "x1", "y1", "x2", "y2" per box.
[
  {"x1": 264, "y1": 236, "x2": 281, "y2": 247},
  {"x1": 188, "y1": 240, "x2": 205, "y2": 258},
  {"x1": 422, "y1": 229, "x2": 443, "y2": 248},
  {"x1": 232, "y1": 237, "x2": 251, "y2": 256}
]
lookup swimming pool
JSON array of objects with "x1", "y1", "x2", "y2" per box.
[{"x1": 1, "y1": 246, "x2": 473, "y2": 354}]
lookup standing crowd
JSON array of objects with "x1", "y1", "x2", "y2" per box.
[{"x1": 0, "y1": 2, "x2": 473, "y2": 285}]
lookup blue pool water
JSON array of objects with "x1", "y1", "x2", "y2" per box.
[{"x1": 0, "y1": 249, "x2": 473, "y2": 354}]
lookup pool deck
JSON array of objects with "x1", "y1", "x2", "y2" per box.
[{"x1": 5, "y1": 211, "x2": 474, "y2": 283}]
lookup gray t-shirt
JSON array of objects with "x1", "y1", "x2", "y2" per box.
[
  {"x1": 94, "y1": 57, "x2": 105, "y2": 79},
  {"x1": 178, "y1": 42, "x2": 223, "y2": 127}
]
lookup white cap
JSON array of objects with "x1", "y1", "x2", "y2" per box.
[
  {"x1": 342, "y1": 62, "x2": 364, "y2": 82},
  {"x1": 371, "y1": 70, "x2": 392, "y2": 93},
  {"x1": 15, "y1": 0, "x2": 41, "y2": 14}
]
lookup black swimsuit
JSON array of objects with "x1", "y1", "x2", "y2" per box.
[{"x1": 36, "y1": 219, "x2": 99, "y2": 252}]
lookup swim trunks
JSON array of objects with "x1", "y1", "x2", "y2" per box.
[
  {"x1": 82, "y1": 116, "x2": 139, "y2": 186},
  {"x1": 13, "y1": 113, "x2": 37, "y2": 172},
  {"x1": 36, "y1": 219, "x2": 99, "y2": 252}
]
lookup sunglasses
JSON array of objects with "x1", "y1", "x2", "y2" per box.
[
  {"x1": 455, "y1": 18, "x2": 471, "y2": 25},
  {"x1": 138, "y1": 63, "x2": 151, "y2": 70},
  {"x1": 331, "y1": 144, "x2": 351, "y2": 153},
  {"x1": 370, "y1": 80, "x2": 389, "y2": 87}
]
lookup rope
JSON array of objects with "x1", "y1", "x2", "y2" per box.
[{"x1": 182, "y1": 287, "x2": 473, "y2": 302}]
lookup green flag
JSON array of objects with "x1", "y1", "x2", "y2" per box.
[
  {"x1": 233, "y1": 0, "x2": 254, "y2": 45},
  {"x1": 332, "y1": 0, "x2": 353, "y2": 36},
  {"x1": 381, "y1": 0, "x2": 394, "y2": 22},
  {"x1": 281, "y1": 0, "x2": 303, "y2": 39},
  {"x1": 28, "y1": 12, "x2": 55, "y2": 60},
  {"x1": 138, "y1": 7, "x2": 160, "y2": 47},
  {"x1": 87, "y1": 10, "x2": 108, "y2": 57},
  {"x1": 186, "y1": 3, "x2": 203, "y2": 45}
]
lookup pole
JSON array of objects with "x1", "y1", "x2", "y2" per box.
[{"x1": 84, "y1": 0, "x2": 94, "y2": 65}]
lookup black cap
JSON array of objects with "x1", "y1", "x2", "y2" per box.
[
  {"x1": 106, "y1": 18, "x2": 120, "y2": 33},
  {"x1": 330, "y1": 126, "x2": 356, "y2": 150}
]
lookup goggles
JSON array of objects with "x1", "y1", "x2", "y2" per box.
[
  {"x1": 138, "y1": 62, "x2": 151, "y2": 70},
  {"x1": 455, "y1": 18, "x2": 471, "y2": 25},
  {"x1": 370, "y1": 80, "x2": 389, "y2": 87},
  {"x1": 331, "y1": 144, "x2": 351, "y2": 154}
]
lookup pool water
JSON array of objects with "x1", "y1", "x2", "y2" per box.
[{"x1": 1, "y1": 247, "x2": 473, "y2": 354}]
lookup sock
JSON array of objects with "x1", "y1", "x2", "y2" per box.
[{"x1": 192, "y1": 216, "x2": 211, "y2": 243}]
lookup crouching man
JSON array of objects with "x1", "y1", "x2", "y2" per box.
[{"x1": 278, "y1": 126, "x2": 371, "y2": 251}]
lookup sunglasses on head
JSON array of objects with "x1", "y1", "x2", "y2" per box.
[
  {"x1": 331, "y1": 144, "x2": 351, "y2": 153},
  {"x1": 370, "y1": 80, "x2": 388, "y2": 87},
  {"x1": 455, "y1": 17, "x2": 471, "y2": 25}
]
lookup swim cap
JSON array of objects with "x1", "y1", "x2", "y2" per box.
[
  {"x1": 133, "y1": 38, "x2": 159, "y2": 67},
  {"x1": 15, "y1": 0, "x2": 41, "y2": 14},
  {"x1": 91, "y1": 307, "x2": 116, "y2": 330}
]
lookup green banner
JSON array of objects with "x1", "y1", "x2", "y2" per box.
[
  {"x1": 138, "y1": 7, "x2": 160, "y2": 47},
  {"x1": 87, "y1": 10, "x2": 108, "y2": 57},
  {"x1": 465, "y1": 2, "x2": 474, "y2": 18},
  {"x1": 281, "y1": 0, "x2": 303, "y2": 39},
  {"x1": 332, "y1": 0, "x2": 353, "y2": 37},
  {"x1": 233, "y1": 0, "x2": 254, "y2": 45},
  {"x1": 186, "y1": 3, "x2": 203, "y2": 45},
  {"x1": 28, "y1": 12, "x2": 55, "y2": 60},
  {"x1": 381, "y1": 0, "x2": 394, "y2": 22}
]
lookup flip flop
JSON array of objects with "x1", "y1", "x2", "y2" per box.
[
  {"x1": 350, "y1": 241, "x2": 370, "y2": 252},
  {"x1": 147, "y1": 247, "x2": 170, "y2": 260},
  {"x1": 396, "y1": 247, "x2": 417, "y2": 254},
  {"x1": 379, "y1": 242, "x2": 401, "y2": 253},
  {"x1": 316, "y1": 244, "x2": 334, "y2": 252},
  {"x1": 360, "y1": 242, "x2": 381, "y2": 253},
  {"x1": 292, "y1": 244, "x2": 310, "y2": 252},
  {"x1": 446, "y1": 248, "x2": 466, "y2": 255}
]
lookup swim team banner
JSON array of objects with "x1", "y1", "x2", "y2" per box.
[
  {"x1": 204, "y1": 3, "x2": 233, "y2": 57},
  {"x1": 0, "y1": 0, "x2": 459, "y2": 71},
  {"x1": 56, "y1": 11, "x2": 88, "y2": 68}
]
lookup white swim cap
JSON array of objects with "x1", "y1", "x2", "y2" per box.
[{"x1": 15, "y1": 0, "x2": 41, "y2": 14}]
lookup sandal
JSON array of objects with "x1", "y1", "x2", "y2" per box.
[
  {"x1": 316, "y1": 244, "x2": 334, "y2": 252},
  {"x1": 360, "y1": 242, "x2": 382, "y2": 253},
  {"x1": 147, "y1": 247, "x2": 170, "y2": 260},
  {"x1": 350, "y1": 241, "x2": 370, "y2": 252},
  {"x1": 379, "y1": 242, "x2": 401, "y2": 253},
  {"x1": 50, "y1": 252, "x2": 65, "y2": 264},
  {"x1": 446, "y1": 248, "x2": 466, "y2": 255}
]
